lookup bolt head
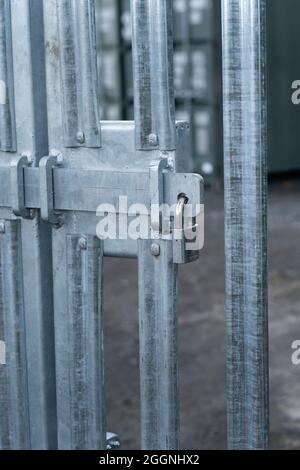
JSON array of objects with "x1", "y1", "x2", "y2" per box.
[
  {"x1": 53, "y1": 214, "x2": 64, "y2": 230},
  {"x1": 49, "y1": 149, "x2": 63, "y2": 166},
  {"x1": 29, "y1": 209, "x2": 36, "y2": 220},
  {"x1": 22, "y1": 152, "x2": 33, "y2": 166},
  {"x1": 50, "y1": 148, "x2": 60, "y2": 158},
  {"x1": 79, "y1": 237, "x2": 87, "y2": 250},
  {"x1": 151, "y1": 243, "x2": 160, "y2": 257},
  {"x1": 0, "y1": 222, "x2": 5, "y2": 234},
  {"x1": 148, "y1": 133, "x2": 158, "y2": 147},
  {"x1": 56, "y1": 153, "x2": 64, "y2": 166},
  {"x1": 76, "y1": 131, "x2": 85, "y2": 144},
  {"x1": 167, "y1": 157, "x2": 175, "y2": 171}
]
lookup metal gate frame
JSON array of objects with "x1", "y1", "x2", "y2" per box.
[
  {"x1": 0, "y1": 0, "x2": 204, "y2": 451},
  {"x1": 0, "y1": 0, "x2": 56, "y2": 450},
  {"x1": 0, "y1": 0, "x2": 269, "y2": 451}
]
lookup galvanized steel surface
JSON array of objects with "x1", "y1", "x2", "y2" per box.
[
  {"x1": 138, "y1": 239, "x2": 179, "y2": 450},
  {"x1": 131, "y1": 0, "x2": 176, "y2": 151},
  {"x1": 57, "y1": 0, "x2": 101, "y2": 148},
  {"x1": 0, "y1": 221, "x2": 29, "y2": 449},
  {"x1": 222, "y1": 0, "x2": 269, "y2": 450},
  {"x1": 0, "y1": 0, "x2": 202, "y2": 451},
  {"x1": 0, "y1": 0, "x2": 16, "y2": 151},
  {"x1": 0, "y1": 0, "x2": 57, "y2": 450}
]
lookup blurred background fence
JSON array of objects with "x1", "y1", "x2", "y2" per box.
[{"x1": 96, "y1": 0, "x2": 300, "y2": 180}]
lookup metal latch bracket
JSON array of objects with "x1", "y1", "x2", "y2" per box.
[
  {"x1": 39, "y1": 154, "x2": 63, "y2": 227},
  {"x1": 11, "y1": 154, "x2": 34, "y2": 220}
]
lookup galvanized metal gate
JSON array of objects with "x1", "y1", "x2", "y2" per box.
[
  {"x1": 0, "y1": 0, "x2": 203, "y2": 450},
  {"x1": 0, "y1": 0, "x2": 269, "y2": 452}
]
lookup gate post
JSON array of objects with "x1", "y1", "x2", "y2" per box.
[{"x1": 221, "y1": 0, "x2": 269, "y2": 449}]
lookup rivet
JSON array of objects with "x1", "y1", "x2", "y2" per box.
[
  {"x1": 79, "y1": 237, "x2": 87, "y2": 250},
  {"x1": 56, "y1": 153, "x2": 64, "y2": 166},
  {"x1": 21, "y1": 152, "x2": 33, "y2": 166},
  {"x1": 50, "y1": 149, "x2": 63, "y2": 166},
  {"x1": 148, "y1": 133, "x2": 158, "y2": 147},
  {"x1": 167, "y1": 156, "x2": 175, "y2": 171},
  {"x1": 29, "y1": 210, "x2": 36, "y2": 220},
  {"x1": 50, "y1": 148, "x2": 60, "y2": 157},
  {"x1": 151, "y1": 243, "x2": 160, "y2": 257},
  {"x1": 53, "y1": 214, "x2": 64, "y2": 230},
  {"x1": 76, "y1": 131, "x2": 85, "y2": 144}
]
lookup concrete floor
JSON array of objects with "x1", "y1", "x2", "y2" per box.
[{"x1": 103, "y1": 178, "x2": 300, "y2": 450}]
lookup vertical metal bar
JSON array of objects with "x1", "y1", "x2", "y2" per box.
[
  {"x1": 138, "y1": 239, "x2": 179, "y2": 450},
  {"x1": 56, "y1": 0, "x2": 77, "y2": 146},
  {"x1": 0, "y1": 0, "x2": 16, "y2": 151},
  {"x1": 131, "y1": 0, "x2": 176, "y2": 150},
  {"x1": 43, "y1": 0, "x2": 106, "y2": 449},
  {"x1": 0, "y1": 221, "x2": 30, "y2": 450},
  {"x1": 57, "y1": 0, "x2": 101, "y2": 148},
  {"x1": 10, "y1": 0, "x2": 57, "y2": 449},
  {"x1": 76, "y1": 0, "x2": 99, "y2": 144},
  {"x1": 56, "y1": 235, "x2": 106, "y2": 450},
  {"x1": 221, "y1": 0, "x2": 269, "y2": 450}
]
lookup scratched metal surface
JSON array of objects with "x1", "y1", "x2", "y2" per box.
[
  {"x1": 0, "y1": 0, "x2": 57, "y2": 450},
  {"x1": 221, "y1": 0, "x2": 269, "y2": 449},
  {"x1": 0, "y1": 221, "x2": 30, "y2": 449},
  {"x1": 0, "y1": 0, "x2": 16, "y2": 151},
  {"x1": 131, "y1": 0, "x2": 176, "y2": 151}
]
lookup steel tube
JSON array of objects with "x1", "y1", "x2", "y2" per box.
[
  {"x1": 221, "y1": 0, "x2": 269, "y2": 450},
  {"x1": 0, "y1": 0, "x2": 58, "y2": 450},
  {"x1": 0, "y1": 0, "x2": 16, "y2": 151},
  {"x1": 131, "y1": 0, "x2": 176, "y2": 150},
  {"x1": 138, "y1": 239, "x2": 179, "y2": 450},
  {"x1": 55, "y1": 235, "x2": 106, "y2": 450},
  {"x1": 57, "y1": 0, "x2": 101, "y2": 148},
  {"x1": 0, "y1": 221, "x2": 30, "y2": 449}
]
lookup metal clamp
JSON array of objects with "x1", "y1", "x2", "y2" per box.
[
  {"x1": 11, "y1": 155, "x2": 34, "y2": 219},
  {"x1": 39, "y1": 153, "x2": 63, "y2": 227}
]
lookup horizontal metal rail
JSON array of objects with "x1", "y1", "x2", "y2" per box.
[{"x1": 0, "y1": 168, "x2": 202, "y2": 215}]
